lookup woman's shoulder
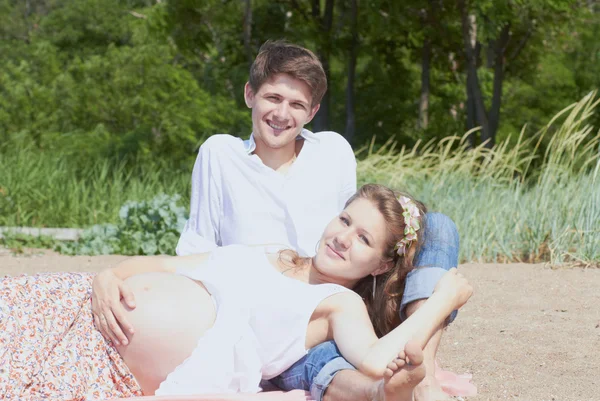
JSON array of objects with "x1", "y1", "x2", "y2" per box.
[{"x1": 316, "y1": 288, "x2": 365, "y2": 315}]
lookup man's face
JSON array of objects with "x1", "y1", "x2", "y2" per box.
[{"x1": 244, "y1": 73, "x2": 320, "y2": 152}]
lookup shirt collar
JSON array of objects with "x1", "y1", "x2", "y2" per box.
[{"x1": 243, "y1": 129, "x2": 320, "y2": 155}]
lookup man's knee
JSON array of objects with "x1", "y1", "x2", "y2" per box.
[
  {"x1": 270, "y1": 341, "x2": 348, "y2": 393},
  {"x1": 413, "y1": 212, "x2": 460, "y2": 271},
  {"x1": 423, "y1": 212, "x2": 459, "y2": 250}
]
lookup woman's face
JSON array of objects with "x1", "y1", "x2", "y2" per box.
[{"x1": 314, "y1": 197, "x2": 391, "y2": 285}]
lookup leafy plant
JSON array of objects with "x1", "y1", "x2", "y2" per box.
[
  {"x1": 56, "y1": 194, "x2": 187, "y2": 255},
  {"x1": 0, "y1": 232, "x2": 58, "y2": 254}
]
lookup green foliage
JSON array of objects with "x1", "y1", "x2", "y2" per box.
[
  {"x1": 0, "y1": 0, "x2": 597, "y2": 154},
  {"x1": 357, "y1": 93, "x2": 600, "y2": 266},
  {"x1": 0, "y1": 232, "x2": 58, "y2": 254},
  {"x1": 56, "y1": 194, "x2": 187, "y2": 256},
  {"x1": 2, "y1": 95, "x2": 598, "y2": 264},
  {"x1": 1, "y1": 0, "x2": 599, "y2": 263},
  {"x1": 0, "y1": 0, "x2": 250, "y2": 166},
  {"x1": 0, "y1": 142, "x2": 190, "y2": 228}
]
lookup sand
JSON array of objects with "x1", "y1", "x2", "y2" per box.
[{"x1": 1, "y1": 248, "x2": 598, "y2": 400}]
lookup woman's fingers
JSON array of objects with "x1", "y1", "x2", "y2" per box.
[
  {"x1": 93, "y1": 313, "x2": 109, "y2": 341},
  {"x1": 111, "y1": 302, "x2": 135, "y2": 339},
  {"x1": 91, "y1": 269, "x2": 137, "y2": 345},
  {"x1": 113, "y1": 282, "x2": 136, "y2": 336},
  {"x1": 119, "y1": 281, "x2": 136, "y2": 309},
  {"x1": 102, "y1": 306, "x2": 130, "y2": 346},
  {"x1": 98, "y1": 311, "x2": 117, "y2": 345}
]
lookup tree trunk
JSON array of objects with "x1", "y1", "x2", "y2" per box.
[
  {"x1": 488, "y1": 24, "x2": 510, "y2": 146},
  {"x1": 458, "y1": 0, "x2": 490, "y2": 147},
  {"x1": 419, "y1": 38, "x2": 431, "y2": 131},
  {"x1": 312, "y1": 0, "x2": 335, "y2": 131},
  {"x1": 345, "y1": 0, "x2": 358, "y2": 144},
  {"x1": 242, "y1": 0, "x2": 253, "y2": 69}
]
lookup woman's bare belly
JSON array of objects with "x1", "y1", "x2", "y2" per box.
[{"x1": 114, "y1": 272, "x2": 216, "y2": 395}]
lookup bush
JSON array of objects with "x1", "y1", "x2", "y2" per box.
[{"x1": 57, "y1": 194, "x2": 187, "y2": 255}]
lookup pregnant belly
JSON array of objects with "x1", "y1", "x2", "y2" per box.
[{"x1": 115, "y1": 272, "x2": 216, "y2": 395}]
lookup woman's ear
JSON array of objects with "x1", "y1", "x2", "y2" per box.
[{"x1": 373, "y1": 260, "x2": 394, "y2": 276}]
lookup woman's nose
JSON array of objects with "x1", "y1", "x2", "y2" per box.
[{"x1": 334, "y1": 230, "x2": 351, "y2": 249}]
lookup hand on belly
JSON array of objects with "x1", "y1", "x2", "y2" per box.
[{"x1": 115, "y1": 272, "x2": 216, "y2": 395}]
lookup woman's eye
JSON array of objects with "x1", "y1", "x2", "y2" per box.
[
  {"x1": 339, "y1": 216, "x2": 349, "y2": 225},
  {"x1": 359, "y1": 235, "x2": 370, "y2": 245}
]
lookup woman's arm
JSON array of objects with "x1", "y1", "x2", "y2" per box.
[
  {"x1": 109, "y1": 253, "x2": 211, "y2": 280},
  {"x1": 92, "y1": 253, "x2": 211, "y2": 346},
  {"x1": 328, "y1": 269, "x2": 471, "y2": 379}
]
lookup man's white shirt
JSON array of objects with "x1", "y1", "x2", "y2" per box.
[{"x1": 176, "y1": 129, "x2": 357, "y2": 256}]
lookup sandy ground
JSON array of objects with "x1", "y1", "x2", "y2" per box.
[{"x1": 1, "y1": 247, "x2": 599, "y2": 401}]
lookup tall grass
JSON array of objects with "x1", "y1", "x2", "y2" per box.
[
  {"x1": 1, "y1": 93, "x2": 598, "y2": 265},
  {"x1": 358, "y1": 92, "x2": 600, "y2": 265},
  {"x1": 0, "y1": 151, "x2": 190, "y2": 228}
]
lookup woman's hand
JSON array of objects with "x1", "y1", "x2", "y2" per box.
[
  {"x1": 91, "y1": 268, "x2": 136, "y2": 346},
  {"x1": 434, "y1": 268, "x2": 473, "y2": 309}
]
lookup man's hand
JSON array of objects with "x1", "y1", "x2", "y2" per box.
[
  {"x1": 434, "y1": 268, "x2": 473, "y2": 310},
  {"x1": 91, "y1": 269, "x2": 136, "y2": 346}
]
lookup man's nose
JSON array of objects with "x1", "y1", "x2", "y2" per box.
[{"x1": 273, "y1": 101, "x2": 290, "y2": 120}]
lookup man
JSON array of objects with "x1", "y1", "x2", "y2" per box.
[
  {"x1": 175, "y1": 41, "x2": 356, "y2": 257},
  {"x1": 96, "y1": 40, "x2": 459, "y2": 401}
]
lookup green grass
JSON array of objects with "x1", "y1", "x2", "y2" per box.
[
  {"x1": 357, "y1": 92, "x2": 600, "y2": 266},
  {"x1": 0, "y1": 152, "x2": 190, "y2": 228},
  {"x1": 1, "y1": 93, "x2": 599, "y2": 265}
]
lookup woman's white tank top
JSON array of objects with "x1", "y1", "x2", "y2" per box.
[{"x1": 155, "y1": 244, "x2": 353, "y2": 395}]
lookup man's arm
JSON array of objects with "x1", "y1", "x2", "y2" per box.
[
  {"x1": 337, "y1": 135, "x2": 357, "y2": 210},
  {"x1": 176, "y1": 142, "x2": 222, "y2": 255}
]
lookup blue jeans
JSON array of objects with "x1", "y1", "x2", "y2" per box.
[{"x1": 271, "y1": 212, "x2": 460, "y2": 400}]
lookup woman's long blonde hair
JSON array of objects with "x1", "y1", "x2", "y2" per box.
[{"x1": 280, "y1": 184, "x2": 427, "y2": 337}]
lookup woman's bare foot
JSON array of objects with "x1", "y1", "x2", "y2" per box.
[
  {"x1": 413, "y1": 375, "x2": 451, "y2": 401},
  {"x1": 381, "y1": 341, "x2": 426, "y2": 401}
]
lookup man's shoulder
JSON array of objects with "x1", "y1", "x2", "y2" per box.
[
  {"x1": 312, "y1": 131, "x2": 351, "y2": 148},
  {"x1": 311, "y1": 131, "x2": 356, "y2": 162},
  {"x1": 199, "y1": 134, "x2": 247, "y2": 154}
]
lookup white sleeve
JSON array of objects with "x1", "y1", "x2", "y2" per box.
[
  {"x1": 176, "y1": 144, "x2": 222, "y2": 256},
  {"x1": 338, "y1": 137, "x2": 357, "y2": 211}
]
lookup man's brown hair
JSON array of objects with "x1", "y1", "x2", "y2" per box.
[{"x1": 249, "y1": 40, "x2": 327, "y2": 108}]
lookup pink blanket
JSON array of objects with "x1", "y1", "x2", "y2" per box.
[
  {"x1": 111, "y1": 365, "x2": 477, "y2": 401},
  {"x1": 110, "y1": 390, "x2": 313, "y2": 401}
]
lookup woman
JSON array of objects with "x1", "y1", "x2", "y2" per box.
[{"x1": 0, "y1": 184, "x2": 472, "y2": 400}]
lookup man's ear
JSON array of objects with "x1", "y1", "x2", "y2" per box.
[
  {"x1": 305, "y1": 103, "x2": 320, "y2": 124},
  {"x1": 244, "y1": 82, "x2": 255, "y2": 108}
]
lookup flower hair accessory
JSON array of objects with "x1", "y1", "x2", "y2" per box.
[{"x1": 395, "y1": 196, "x2": 421, "y2": 256}]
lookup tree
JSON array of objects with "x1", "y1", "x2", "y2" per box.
[
  {"x1": 344, "y1": 0, "x2": 358, "y2": 143},
  {"x1": 457, "y1": 0, "x2": 574, "y2": 148}
]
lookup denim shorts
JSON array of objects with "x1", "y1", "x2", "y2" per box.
[{"x1": 271, "y1": 212, "x2": 460, "y2": 400}]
